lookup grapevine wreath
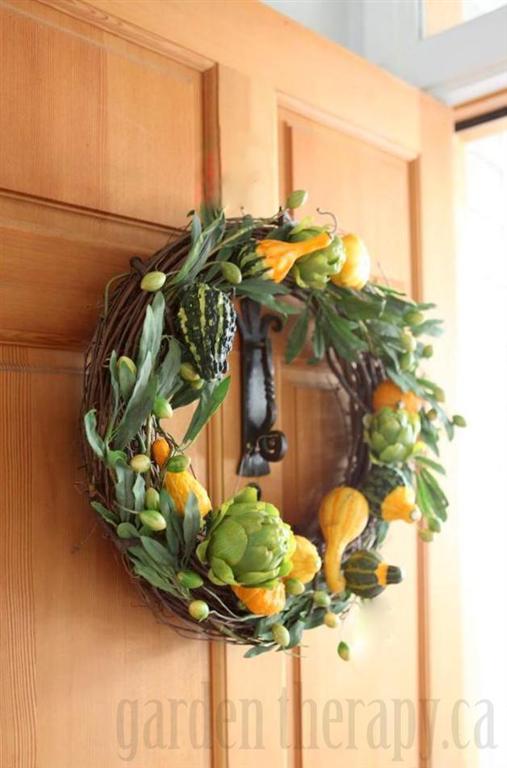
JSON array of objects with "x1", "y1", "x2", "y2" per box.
[{"x1": 82, "y1": 191, "x2": 464, "y2": 659}]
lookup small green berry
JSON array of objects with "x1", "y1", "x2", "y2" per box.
[
  {"x1": 166, "y1": 454, "x2": 191, "y2": 473},
  {"x1": 139, "y1": 510, "x2": 167, "y2": 531},
  {"x1": 285, "y1": 578, "x2": 305, "y2": 596},
  {"x1": 422, "y1": 344, "x2": 433, "y2": 358},
  {"x1": 324, "y1": 612, "x2": 338, "y2": 628},
  {"x1": 177, "y1": 571, "x2": 204, "y2": 589},
  {"x1": 130, "y1": 454, "x2": 151, "y2": 473},
  {"x1": 337, "y1": 641, "x2": 350, "y2": 661},
  {"x1": 405, "y1": 310, "x2": 424, "y2": 326},
  {"x1": 140, "y1": 271, "x2": 166, "y2": 292},
  {"x1": 188, "y1": 600, "x2": 209, "y2": 622},
  {"x1": 452, "y1": 414, "x2": 467, "y2": 428},
  {"x1": 313, "y1": 590, "x2": 331, "y2": 608},
  {"x1": 426, "y1": 408, "x2": 438, "y2": 421},
  {"x1": 153, "y1": 396, "x2": 173, "y2": 420},
  {"x1": 272, "y1": 623, "x2": 291, "y2": 648},
  {"x1": 220, "y1": 262, "x2": 242, "y2": 285},
  {"x1": 144, "y1": 487, "x2": 160, "y2": 511}
]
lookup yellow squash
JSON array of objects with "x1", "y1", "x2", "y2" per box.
[
  {"x1": 331, "y1": 233, "x2": 370, "y2": 290},
  {"x1": 381, "y1": 485, "x2": 421, "y2": 523},
  {"x1": 319, "y1": 486, "x2": 369, "y2": 593},
  {"x1": 286, "y1": 535, "x2": 322, "y2": 584},
  {"x1": 164, "y1": 469, "x2": 211, "y2": 517},
  {"x1": 233, "y1": 581, "x2": 286, "y2": 616}
]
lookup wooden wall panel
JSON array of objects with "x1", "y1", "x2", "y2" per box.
[
  {"x1": 0, "y1": 346, "x2": 211, "y2": 767},
  {"x1": 279, "y1": 105, "x2": 420, "y2": 767},
  {"x1": 0, "y1": 2, "x2": 202, "y2": 224},
  {"x1": 280, "y1": 109, "x2": 413, "y2": 289}
]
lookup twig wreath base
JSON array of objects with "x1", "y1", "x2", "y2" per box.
[{"x1": 82, "y1": 195, "x2": 463, "y2": 658}]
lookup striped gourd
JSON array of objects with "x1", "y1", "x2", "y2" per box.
[
  {"x1": 362, "y1": 465, "x2": 420, "y2": 524},
  {"x1": 342, "y1": 549, "x2": 402, "y2": 598},
  {"x1": 177, "y1": 284, "x2": 237, "y2": 380}
]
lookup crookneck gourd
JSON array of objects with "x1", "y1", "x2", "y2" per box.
[
  {"x1": 342, "y1": 549, "x2": 403, "y2": 598},
  {"x1": 318, "y1": 486, "x2": 369, "y2": 594}
]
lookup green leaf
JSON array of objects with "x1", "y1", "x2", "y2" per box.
[
  {"x1": 182, "y1": 377, "x2": 231, "y2": 446},
  {"x1": 171, "y1": 384, "x2": 202, "y2": 410},
  {"x1": 304, "y1": 608, "x2": 325, "y2": 630},
  {"x1": 83, "y1": 410, "x2": 105, "y2": 459},
  {"x1": 309, "y1": 321, "x2": 325, "y2": 364},
  {"x1": 319, "y1": 301, "x2": 367, "y2": 360},
  {"x1": 137, "y1": 292, "x2": 165, "y2": 371},
  {"x1": 117, "y1": 522, "x2": 140, "y2": 539},
  {"x1": 412, "y1": 319, "x2": 443, "y2": 338},
  {"x1": 132, "y1": 473, "x2": 146, "y2": 512},
  {"x1": 90, "y1": 500, "x2": 116, "y2": 525},
  {"x1": 415, "y1": 456, "x2": 446, "y2": 475},
  {"x1": 172, "y1": 212, "x2": 225, "y2": 286},
  {"x1": 244, "y1": 644, "x2": 275, "y2": 659},
  {"x1": 105, "y1": 448, "x2": 127, "y2": 468},
  {"x1": 182, "y1": 492, "x2": 201, "y2": 562},
  {"x1": 141, "y1": 536, "x2": 175, "y2": 570},
  {"x1": 286, "y1": 619, "x2": 305, "y2": 649},
  {"x1": 112, "y1": 352, "x2": 157, "y2": 449},
  {"x1": 132, "y1": 563, "x2": 177, "y2": 594},
  {"x1": 285, "y1": 308, "x2": 310, "y2": 363},
  {"x1": 109, "y1": 350, "x2": 120, "y2": 422},
  {"x1": 157, "y1": 338, "x2": 182, "y2": 398},
  {"x1": 160, "y1": 489, "x2": 183, "y2": 559},
  {"x1": 114, "y1": 463, "x2": 135, "y2": 522}
]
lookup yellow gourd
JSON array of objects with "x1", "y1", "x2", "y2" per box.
[
  {"x1": 286, "y1": 535, "x2": 322, "y2": 584},
  {"x1": 381, "y1": 486, "x2": 421, "y2": 523},
  {"x1": 164, "y1": 469, "x2": 211, "y2": 518},
  {"x1": 331, "y1": 233, "x2": 370, "y2": 290},
  {"x1": 233, "y1": 581, "x2": 286, "y2": 616},
  {"x1": 319, "y1": 486, "x2": 369, "y2": 594}
]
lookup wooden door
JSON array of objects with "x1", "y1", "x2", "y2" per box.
[{"x1": 0, "y1": 2, "x2": 456, "y2": 767}]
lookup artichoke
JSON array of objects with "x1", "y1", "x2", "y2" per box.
[
  {"x1": 291, "y1": 236, "x2": 346, "y2": 290},
  {"x1": 197, "y1": 487, "x2": 295, "y2": 587},
  {"x1": 364, "y1": 406, "x2": 420, "y2": 464}
]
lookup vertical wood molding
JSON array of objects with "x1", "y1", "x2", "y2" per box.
[{"x1": 0, "y1": 346, "x2": 37, "y2": 767}]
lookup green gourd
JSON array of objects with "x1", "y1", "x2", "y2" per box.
[
  {"x1": 177, "y1": 283, "x2": 236, "y2": 380},
  {"x1": 342, "y1": 549, "x2": 402, "y2": 598}
]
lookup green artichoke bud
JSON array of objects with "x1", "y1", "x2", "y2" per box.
[
  {"x1": 364, "y1": 407, "x2": 420, "y2": 465},
  {"x1": 291, "y1": 236, "x2": 346, "y2": 290},
  {"x1": 197, "y1": 489, "x2": 296, "y2": 587},
  {"x1": 144, "y1": 487, "x2": 160, "y2": 511},
  {"x1": 130, "y1": 454, "x2": 151, "y2": 473},
  {"x1": 188, "y1": 600, "x2": 209, "y2": 622},
  {"x1": 272, "y1": 623, "x2": 290, "y2": 648},
  {"x1": 117, "y1": 356, "x2": 137, "y2": 399},
  {"x1": 139, "y1": 510, "x2": 167, "y2": 531},
  {"x1": 140, "y1": 271, "x2": 166, "y2": 292},
  {"x1": 153, "y1": 395, "x2": 173, "y2": 420}
]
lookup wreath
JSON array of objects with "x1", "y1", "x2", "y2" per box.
[{"x1": 82, "y1": 190, "x2": 464, "y2": 659}]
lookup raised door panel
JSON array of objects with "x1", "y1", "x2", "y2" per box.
[
  {"x1": 0, "y1": 1, "x2": 202, "y2": 224},
  {"x1": 0, "y1": 345, "x2": 211, "y2": 767},
  {"x1": 279, "y1": 108, "x2": 420, "y2": 766}
]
